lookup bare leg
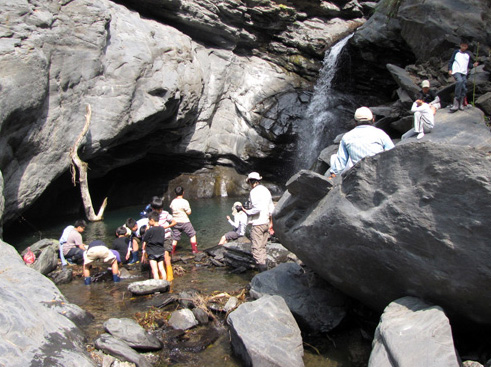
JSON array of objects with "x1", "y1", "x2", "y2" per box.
[
  {"x1": 149, "y1": 260, "x2": 159, "y2": 279},
  {"x1": 157, "y1": 261, "x2": 166, "y2": 279},
  {"x1": 218, "y1": 235, "x2": 226, "y2": 245}
]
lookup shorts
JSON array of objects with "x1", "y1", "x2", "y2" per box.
[
  {"x1": 163, "y1": 238, "x2": 172, "y2": 253},
  {"x1": 148, "y1": 253, "x2": 165, "y2": 262},
  {"x1": 172, "y1": 222, "x2": 196, "y2": 241},
  {"x1": 84, "y1": 246, "x2": 116, "y2": 265},
  {"x1": 225, "y1": 231, "x2": 240, "y2": 241}
]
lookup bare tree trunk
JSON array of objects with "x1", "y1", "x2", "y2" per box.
[{"x1": 70, "y1": 104, "x2": 108, "y2": 221}]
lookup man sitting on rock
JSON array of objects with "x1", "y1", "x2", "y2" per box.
[
  {"x1": 327, "y1": 107, "x2": 395, "y2": 178},
  {"x1": 62, "y1": 219, "x2": 87, "y2": 264}
]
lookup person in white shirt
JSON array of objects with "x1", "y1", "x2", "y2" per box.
[
  {"x1": 402, "y1": 99, "x2": 435, "y2": 140},
  {"x1": 327, "y1": 107, "x2": 395, "y2": 178},
  {"x1": 241, "y1": 172, "x2": 274, "y2": 272},
  {"x1": 448, "y1": 40, "x2": 478, "y2": 112},
  {"x1": 218, "y1": 202, "x2": 248, "y2": 245}
]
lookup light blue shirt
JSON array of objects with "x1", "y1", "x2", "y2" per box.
[{"x1": 330, "y1": 125, "x2": 395, "y2": 175}]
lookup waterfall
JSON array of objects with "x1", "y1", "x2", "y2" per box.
[{"x1": 295, "y1": 34, "x2": 354, "y2": 171}]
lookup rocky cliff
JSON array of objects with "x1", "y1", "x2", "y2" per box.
[{"x1": 0, "y1": 0, "x2": 367, "y2": 229}]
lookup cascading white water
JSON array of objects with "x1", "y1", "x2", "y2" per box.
[{"x1": 295, "y1": 34, "x2": 354, "y2": 171}]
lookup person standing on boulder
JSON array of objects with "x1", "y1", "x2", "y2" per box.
[
  {"x1": 448, "y1": 40, "x2": 478, "y2": 112},
  {"x1": 241, "y1": 172, "x2": 274, "y2": 272},
  {"x1": 327, "y1": 107, "x2": 395, "y2": 178}
]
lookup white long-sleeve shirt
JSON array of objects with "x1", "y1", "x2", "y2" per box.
[
  {"x1": 247, "y1": 184, "x2": 274, "y2": 226},
  {"x1": 411, "y1": 101, "x2": 434, "y2": 128},
  {"x1": 228, "y1": 212, "x2": 248, "y2": 236}
]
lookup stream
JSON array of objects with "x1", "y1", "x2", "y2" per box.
[{"x1": 7, "y1": 197, "x2": 358, "y2": 367}]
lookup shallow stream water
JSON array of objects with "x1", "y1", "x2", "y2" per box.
[{"x1": 8, "y1": 197, "x2": 355, "y2": 366}]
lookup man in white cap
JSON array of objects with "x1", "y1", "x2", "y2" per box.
[
  {"x1": 241, "y1": 172, "x2": 274, "y2": 272},
  {"x1": 327, "y1": 107, "x2": 395, "y2": 178}
]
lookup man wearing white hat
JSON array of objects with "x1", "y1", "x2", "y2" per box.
[
  {"x1": 241, "y1": 172, "x2": 274, "y2": 272},
  {"x1": 327, "y1": 107, "x2": 395, "y2": 178}
]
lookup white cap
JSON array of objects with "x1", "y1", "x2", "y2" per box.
[
  {"x1": 421, "y1": 80, "x2": 430, "y2": 88},
  {"x1": 354, "y1": 107, "x2": 373, "y2": 122},
  {"x1": 246, "y1": 172, "x2": 262, "y2": 182}
]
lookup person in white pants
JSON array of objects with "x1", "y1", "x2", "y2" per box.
[{"x1": 402, "y1": 100, "x2": 435, "y2": 140}]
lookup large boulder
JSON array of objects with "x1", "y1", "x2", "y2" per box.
[
  {"x1": 227, "y1": 295, "x2": 304, "y2": 367},
  {"x1": 0, "y1": 240, "x2": 95, "y2": 367},
  {"x1": 250, "y1": 263, "x2": 348, "y2": 333},
  {"x1": 369, "y1": 297, "x2": 460, "y2": 367},
  {"x1": 273, "y1": 109, "x2": 491, "y2": 324}
]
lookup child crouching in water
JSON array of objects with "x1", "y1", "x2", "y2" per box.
[{"x1": 142, "y1": 211, "x2": 172, "y2": 280}]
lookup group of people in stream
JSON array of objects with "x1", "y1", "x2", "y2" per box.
[
  {"x1": 327, "y1": 39, "x2": 479, "y2": 178},
  {"x1": 59, "y1": 174, "x2": 274, "y2": 285}
]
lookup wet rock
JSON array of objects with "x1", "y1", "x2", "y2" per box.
[
  {"x1": 215, "y1": 239, "x2": 296, "y2": 270},
  {"x1": 368, "y1": 297, "x2": 460, "y2": 367},
  {"x1": 95, "y1": 333, "x2": 151, "y2": 367},
  {"x1": 31, "y1": 245, "x2": 58, "y2": 275},
  {"x1": 179, "y1": 327, "x2": 221, "y2": 353},
  {"x1": 250, "y1": 263, "x2": 347, "y2": 333},
  {"x1": 0, "y1": 240, "x2": 95, "y2": 367},
  {"x1": 223, "y1": 297, "x2": 239, "y2": 313},
  {"x1": 192, "y1": 308, "x2": 210, "y2": 325},
  {"x1": 179, "y1": 290, "x2": 199, "y2": 309},
  {"x1": 119, "y1": 268, "x2": 131, "y2": 279},
  {"x1": 128, "y1": 279, "x2": 170, "y2": 296},
  {"x1": 49, "y1": 267, "x2": 73, "y2": 285},
  {"x1": 168, "y1": 309, "x2": 198, "y2": 330},
  {"x1": 227, "y1": 295, "x2": 304, "y2": 367},
  {"x1": 104, "y1": 318, "x2": 162, "y2": 351},
  {"x1": 147, "y1": 293, "x2": 179, "y2": 309}
]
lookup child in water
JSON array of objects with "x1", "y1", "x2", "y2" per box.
[
  {"x1": 218, "y1": 202, "x2": 248, "y2": 245},
  {"x1": 142, "y1": 211, "x2": 169, "y2": 280}
]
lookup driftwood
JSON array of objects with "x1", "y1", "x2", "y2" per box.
[{"x1": 70, "y1": 104, "x2": 107, "y2": 221}]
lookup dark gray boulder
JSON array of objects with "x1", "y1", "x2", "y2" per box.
[
  {"x1": 207, "y1": 239, "x2": 298, "y2": 270},
  {"x1": 104, "y1": 318, "x2": 162, "y2": 351},
  {"x1": 49, "y1": 267, "x2": 73, "y2": 285},
  {"x1": 31, "y1": 244, "x2": 58, "y2": 275},
  {"x1": 274, "y1": 110, "x2": 491, "y2": 324},
  {"x1": 227, "y1": 295, "x2": 304, "y2": 367},
  {"x1": 368, "y1": 297, "x2": 460, "y2": 367},
  {"x1": 250, "y1": 263, "x2": 348, "y2": 333},
  {"x1": 128, "y1": 279, "x2": 170, "y2": 295},
  {"x1": 0, "y1": 240, "x2": 95, "y2": 367},
  {"x1": 95, "y1": 333, "x2": 151, "y2": 367}
]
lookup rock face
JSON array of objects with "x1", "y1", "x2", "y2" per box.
[
  {"x1": 337, "y1": 0, "x2": 491, "y2": 99},
  {"x1": 0, "y1": 240, "x2": 95, "y2": 367},
  {"x1": 227, "y1": 295, "x2": 304, "y2": 367},
  {"x1": 0, "y1": 0, "x2": 367, "y2": 227},
  {"x1": 369, "y1": 297, "x2": 460, "y2": 367},
  {"x1": 274, "y1": 109, "x2": 491, "y2": 324}
]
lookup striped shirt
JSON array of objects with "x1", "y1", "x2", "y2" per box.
[{"x1": 330, "y1": 125, "x2": 395, "y2": 175}]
